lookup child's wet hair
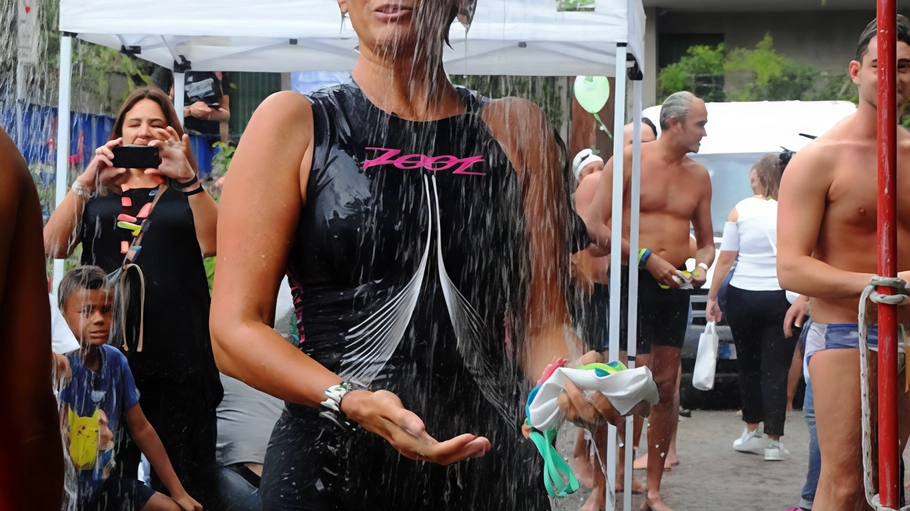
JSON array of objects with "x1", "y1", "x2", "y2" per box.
[{"x1": 57, "y1": 266, "x2": 109, "y2": 309}]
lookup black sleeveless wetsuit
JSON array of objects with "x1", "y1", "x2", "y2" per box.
[{"x1": 259, "y1": 83, "x2": 574, "y2": 510}]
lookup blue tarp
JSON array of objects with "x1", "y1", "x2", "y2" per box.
[{"x1": 1, "y1": 100, "x2": 215, "y2": 178}]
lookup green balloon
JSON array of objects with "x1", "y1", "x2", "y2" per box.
[{"x1": 574, "y1": 76, "x2": 611, "y2": 114}]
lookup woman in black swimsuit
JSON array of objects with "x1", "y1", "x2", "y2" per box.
[
  {"x1": 43, "y1": 87, "x2": 226, "y2": 506},
  {"x1": 211, "y1": 1, "x2": 636, "y2": 509}
]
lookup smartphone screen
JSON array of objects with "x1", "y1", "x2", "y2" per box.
[{"x1": 111, "y1": 145, "x2": 160, "y2": 169}]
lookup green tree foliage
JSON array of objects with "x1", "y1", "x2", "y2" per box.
[
  {"x1": 4, "y1": 0, "x2": 157, "y2": 114},
  {"x1": 659, "y1": 44, "x2": 726, "y2": 102},
  {"x1": 658, "y1": 34, "x2": 857, "y2": 105},
  {"x1": 557, "y1": 0, "x2": 595, "y2": 11}
]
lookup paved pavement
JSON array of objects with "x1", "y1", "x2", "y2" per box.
[{"x1": 554, "y1": 409, "x2": 813, "y2": 511}]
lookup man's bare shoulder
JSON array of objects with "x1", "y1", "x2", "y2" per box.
[
  {"x1": 793, "y1": 113, "x2": 868, "y2": 171},
  {"x1": 575, "y1": 171, "x2": 601, "y2": 208},
  {"x1": 682, "y1": 156, "x2": 710, "y2": 182},
  {"x1": 639, "y1": 141, "x2": 659, "y2": 156},
  {"x1": 0, "y1": 129, "x2": 30, "y2": 203},
  {"x1": 783, "y1": 138, "x2": 841, "y2": 180}
]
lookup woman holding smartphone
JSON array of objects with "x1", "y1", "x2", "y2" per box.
[{"x1": 43, "y1": 86, "x2": 224, "y2": 506}]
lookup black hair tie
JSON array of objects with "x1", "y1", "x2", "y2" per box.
[{"x1": 779, "y1": 147, "x2": 795, "y2": 171}]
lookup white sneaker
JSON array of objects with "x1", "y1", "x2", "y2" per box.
[
  {"x1": 732, "y1": 427, "x2": 767, "y2": 454},
  {"x1": 764, "y1": 441, "x2": 790, "y2": 461}
]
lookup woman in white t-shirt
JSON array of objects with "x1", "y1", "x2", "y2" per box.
[{"x1": 707, "y1": 152, "x2": 796, "y2": 461}]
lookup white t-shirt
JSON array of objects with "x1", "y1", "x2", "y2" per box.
[
  {"x1": 50, "y1": 294, "x2": 79, "y2": 354},
  {"x1": 720, "y1": 197, "x2": 781, "y2": 292}
]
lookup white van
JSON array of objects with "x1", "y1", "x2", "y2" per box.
[{"x1": 638, "y1": 100, "x2": 856, "y2": 405}]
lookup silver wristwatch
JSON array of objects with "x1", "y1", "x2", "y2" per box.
[{"x1": 320, "y1": 381, "x2": 369, "y2": 413}]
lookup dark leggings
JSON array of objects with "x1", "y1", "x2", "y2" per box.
[{"x1": 725, "y1": 285, "x2": 798, "y2": 437}]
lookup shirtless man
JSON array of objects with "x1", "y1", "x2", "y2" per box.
[
  {"x1": 583, "y1": 92, "x2": 715, "y2": 511},
  {"x1": 777, "y1": 17, "x2": 910, "y2": 511},
  {"x1": 572, "y1": 120, "x2": 658, "y2": 507},
  {"x1": 0, "y1": 126, "x2": 64, "y2": 510},
  {"x1": 574, "y1": 119, "x2": 659, "y2": 355}
]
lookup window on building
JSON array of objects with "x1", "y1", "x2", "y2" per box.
[{"x1": 658, "y1": 34, "x2": 724, "y2": 69}]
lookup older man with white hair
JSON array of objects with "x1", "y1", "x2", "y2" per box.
[{"x1": 582, "y1": 91, "x2": 714, "y2": 511}]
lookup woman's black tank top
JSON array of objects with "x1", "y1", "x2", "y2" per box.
[
  {"x1": 289, "y1": 83, "x2": 531, "y2": 418},
  {"x1": 278, "y1": 84, "x2": 604, "y2": 509},
  {"x1": 280, "y1": 83, "x2": 569, "y2": 509}
]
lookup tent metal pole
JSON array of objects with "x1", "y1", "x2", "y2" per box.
[
  {"x1": 876, "y1": 0, "x2": 900, "y2": 508},
  {"x1": 623, "y1": 78, "x2": 643, "y2": 511},
  {"x1": 174, "y1": 72, "x2": 186, "y2": 127},
  {"x1": 606, "y1": 42, "x2": 628, "y2": 511},
  {"x1": 52, "y1": 33, "x2": 74, "y2": 299}
]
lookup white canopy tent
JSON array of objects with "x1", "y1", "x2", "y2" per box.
[
  {"x1": 58, "y1": 0, "x2": 644, "y2": 76},
  {"x1": 55, "y1": 2, "x2": 647, "y2": 508}
]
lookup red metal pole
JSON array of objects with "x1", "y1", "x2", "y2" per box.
[{"x1": 877, "y1": 1, "x2": 900, "y2": 508}]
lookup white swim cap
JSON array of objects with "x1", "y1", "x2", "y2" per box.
[{"x1": 572, "y1": 149, "x2": 604, "y2": 180}]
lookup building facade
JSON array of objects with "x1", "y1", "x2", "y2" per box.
[{"x1": 641, "y1": 0, "x2": 877, "y2": 107}]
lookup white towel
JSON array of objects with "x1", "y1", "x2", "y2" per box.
[{"x1": 528, "y1": 366, "x2": 659, "y2": 431}]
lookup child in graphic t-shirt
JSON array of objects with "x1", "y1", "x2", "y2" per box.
[{"x1": 58, "y1": 266, "x2": 200, "y2": 511}]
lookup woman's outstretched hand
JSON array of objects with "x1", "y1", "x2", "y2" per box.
[{"x1": 340, "y1": 389, "x2": 491, "y2": 466}]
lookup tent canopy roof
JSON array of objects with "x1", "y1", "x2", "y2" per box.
[{"x1": 59, "y1": 0, "x2": 645, "y2": 76}]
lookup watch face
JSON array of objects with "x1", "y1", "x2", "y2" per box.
[{"x1": 321, "y1": 383, "x2": 351, "y2": 412}]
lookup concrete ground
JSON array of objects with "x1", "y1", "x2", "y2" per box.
[{"x1": 554, "y1": 410, "x2": 814, "y2": 511}]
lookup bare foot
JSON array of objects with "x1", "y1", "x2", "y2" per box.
[
  {"x1": 632, "y1": 452, "x2": 674, "y2": 471},
  {"x1": 571, "y1": 452, "x2": 595, "y2": 488},
  {"x1": 583, "y1": 470, "x2": 607, "y2": 511},
  {"x1": 616, "y1": 476, "x2": 647, "y2": 494},
  {"x1": 581, "y1": 487, "x2": 606, "y2": 511},
  {"x1": 571, "y1": 428, "x2": 595, "y2": 488},
  {"x1": 640, "y1": 492, "x2": 675, "y2": 511}
]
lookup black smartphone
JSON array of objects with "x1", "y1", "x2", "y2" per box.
[
  {"x1": 111, "y1": 145, "x2": 160, "y2": 169},
  {"x1": 207, "y1": 102, "x2": 220, "y2": 109}
]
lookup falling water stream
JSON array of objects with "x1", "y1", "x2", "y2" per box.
[{"x1": 0, "y1": 1, "x2": 631, "y2": 510}]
